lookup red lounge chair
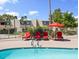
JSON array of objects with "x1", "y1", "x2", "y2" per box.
[
  {"x1": 35, "y1": 32, "x2": 41, "y2": 41},
  {"x1": 56, "y1": 31, "x2": 63, "y2": 40},
  {"x1": 23, "y1": 32, "x2": 31, "y2": 40},
  {"x1": 43, "y1": 32, "x2": 49, "y2": 40}
]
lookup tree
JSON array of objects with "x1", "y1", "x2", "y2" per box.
[
  {"x1": 0, "y1": 14, "x2": 15, "y2": 28},
  {"x1": 2, "y1": 14, "x2": 15, "y2": 25},
  {"x1": 63, "y1": 12, "x2": 77, "y2": 27},
  {"x1": 0, "y1": 14, "x2": 17, "y2": 38},
  {"x1": 13, "y1": 16, "x2": 17, "y2": 28},
  {"x1": 20, "y1": 16, "x2": 27, "y2": 24},
  {"x1": 0, "y1": 15, "x2": 4, "y2": 21},
  {"x1": 52, "y1": 8, "x2": 63, "y2": 23},
  {"x1": 20, "y1": 16, "x2": 27, "y2": 31},
  {"x1": 13, "y1": 16, "x2": 17, "y2": 34},
  {"x1": 51, "y1": 8, "x2": 78, "y2": 28}
]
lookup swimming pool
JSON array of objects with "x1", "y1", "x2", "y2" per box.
[{"x1": 0, "y1": 48, "x2": 78, "y2": 59}]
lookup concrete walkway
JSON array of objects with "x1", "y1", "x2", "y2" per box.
[{"x1": 0, "y1": 35, "x2": 78, "y2": 50}]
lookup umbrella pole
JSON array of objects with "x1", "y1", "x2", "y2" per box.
[
  {"x1": 54, "y1": 27, "x2": 58, "y2": 40},
  {"x1": 54, "y1": 28, "x2": 56, "y2": 40},
  {"x1": 53, "y1": 27, "x2": 56, "y2": 40}
]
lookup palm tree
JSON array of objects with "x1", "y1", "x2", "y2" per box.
[
  {"x1": 12, "y1": 16, "x2": 17, "y2": 38},
  {"x1": 20, "y1": 16, "x2": 27, "y2": 32},
  {"x1": 48, "y1": 0, "x2": 53, "y2": 24},
  {"x1": 14, "y1": 16, "x2": 17, "y2": 29}
]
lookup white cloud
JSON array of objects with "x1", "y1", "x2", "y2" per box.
[
  {"x1": 0, "y1": 6, "x2": 3, "y2": 10},
  {"x1": 74, "y1": 16, "x2": 78, "y2": 18},
  {"x1": 18, "y1": 17, "x2": 21, "y2": 20},
  {"x1": 28, "y1": 11, "x2": 39, "y2": 16},
  {"x1": 0, "y1": 0, "x2": 18, "y2": 5},
  {"x1": 0, "y1": 0, "x2": 9, "y2": 5},
  {"x1": 5, "y1": 11, "x2": 19, "y2": 16}
]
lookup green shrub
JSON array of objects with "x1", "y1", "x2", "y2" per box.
[
  {"x1": 41, "y1": 26, "x2": 48, "y2": 31},
  {"x1": 48, "y1": 29, "x2": 53, "y2": 35},
  {"x1": 64, "y1": 31, "x2": 77, "y2": 35},
  {"x1": 35, "y1": 26, "x2": 43, "y2": 35},
  {"x1": 10, "y1": 28, "x2": 17, "y2": 34},
  {"x1": 0, "y1": 28, "x2": 17, "y2": 34},
  {"x1": 0, "y1": 29, "x2": 8, "y2": 34},
  {"x1": 62, "y1": 27, "x2": 77, "y2": 35},
  {"x1": 22, "y1": 28, "x2": 27, "y2": 32},
  {"x1": 26, "y1": 27, "x2": 34, "y2": 35}
]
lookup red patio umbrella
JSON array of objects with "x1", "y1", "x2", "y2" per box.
[
  {"x1": 48, "y1": 22, "x2": 64, "y2": 39},
  {"x1": 48, "y1": 22, "x2": 64, "y2": 27}
]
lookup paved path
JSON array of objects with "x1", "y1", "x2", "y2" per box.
[{"x1": 0, "y1": 35, "x2": 78, "y2": 50}]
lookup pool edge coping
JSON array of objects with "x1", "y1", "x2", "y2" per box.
[{"x1": 0, "y1": 47, "x2": 78, "y2": 51}]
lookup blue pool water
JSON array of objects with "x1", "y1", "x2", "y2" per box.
[{"x1": 0, "y1": 48, "x2": 78, "y2": 59}]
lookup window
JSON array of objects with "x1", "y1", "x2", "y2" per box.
[
  {"x1": 20, "y1": 21, "x2": 32, "y2": 26},
  {"x1": 0, "y1": 22, "x2": 5, "y2": 25},
  {"x1": 26, "y1": 21, "x2": 31, "y2": 25},
  {"x1": 42, "y1": 21, "x2": 49, "y2": 25},
  {"x1": 20, "y1": 21, "x2": 26, "y2": 25}
]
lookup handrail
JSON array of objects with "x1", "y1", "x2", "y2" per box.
[
  {"x1": 37, "y1": 41, "x2": 41, "y2": 47},
  {"x1": 31, "y1": 40, "x2": 35, "y2": 47},
  {"x1": 31, "y1": 39, "x2": 41, "y2": 47}
]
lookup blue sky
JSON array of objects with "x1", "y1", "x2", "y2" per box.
[{"x1": 0, "y1": 0, "x2": 78, "y2": 20}]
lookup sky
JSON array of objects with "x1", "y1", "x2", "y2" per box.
[{"x1": 0, "y1": 0, "x2": 78, "y2": 20}]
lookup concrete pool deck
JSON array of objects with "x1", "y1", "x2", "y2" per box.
[{"x1": 0, "y1": 35, "x2": 78, "y2": 50}]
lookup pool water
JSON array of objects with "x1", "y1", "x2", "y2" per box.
[{"x1": 0, "y1": 48, "x2": 78, "y2": 59}]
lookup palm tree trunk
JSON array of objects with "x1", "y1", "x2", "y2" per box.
[
  {"x1": 48, "y1": 0, "x2": 53, "y2": 24},
  {"x1": 14, "y1": 18, "x2": 16, "y2": 38},
  {"x1": 8, "y1": 19, "x2": 10, "y2": 38}
]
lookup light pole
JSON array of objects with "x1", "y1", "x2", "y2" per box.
[{"x1": 48, "y1": 0, "x2": 53, "y2": 24}]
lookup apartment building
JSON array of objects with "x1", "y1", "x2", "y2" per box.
[
  {"x1": 20, "y1": 20, "x2": 49, "y2": 28},
  {"x1": 0, "y1": 19, "x2": 21, "y2": 32},
  {"x1": 0, "y1": 21, "x2": 6, "y2": 29},
  {"x1": 0, "y1": 19, "x2": 50, "y2": 32}
]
